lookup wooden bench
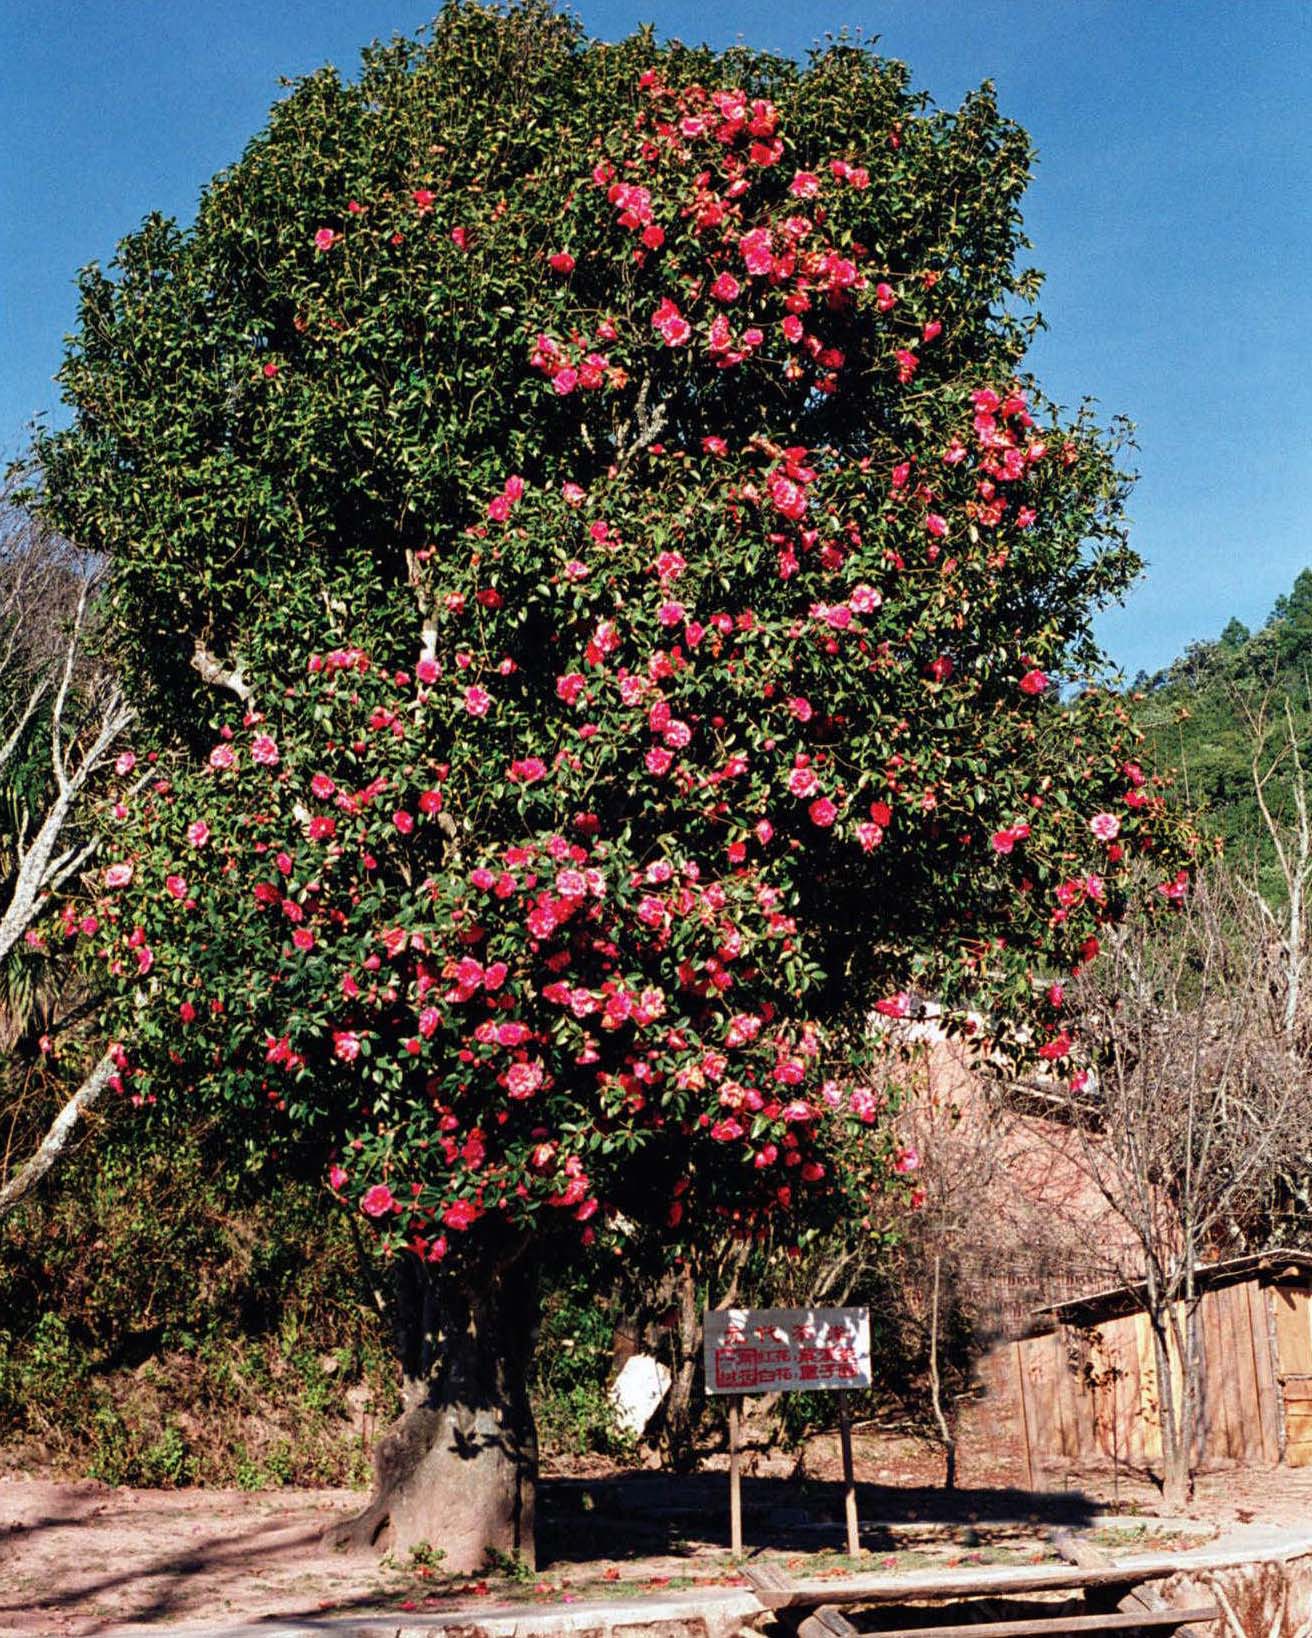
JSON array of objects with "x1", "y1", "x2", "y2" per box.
[{"x1": 741, "y1": 1563, "x2": 1218, "y2": 1638}]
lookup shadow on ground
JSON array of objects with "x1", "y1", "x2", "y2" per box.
[{"x1": 538, "y1": 1473, "x2": 1098, "y2": 1565}]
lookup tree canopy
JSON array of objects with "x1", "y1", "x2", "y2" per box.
[{"x1": 25, "y1": 0, "x2": 1191, "y2": 1561}]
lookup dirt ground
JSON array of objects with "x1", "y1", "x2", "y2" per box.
[{"x1": 3, "y1": 1433, "x2": 1312, "y2": 1637}]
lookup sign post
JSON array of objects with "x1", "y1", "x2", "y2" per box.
[
  {"x1": 837, "y1": 1388, "x2": 859, "y2": 1557},
  {"x1": 728, "y1": 1394, "x2": 743, "y2": 1555},
  {"x1": 704, "y1": 1306, "x2": 871, "y2": 1557}
]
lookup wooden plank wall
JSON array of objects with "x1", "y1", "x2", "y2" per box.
[
  {"x1": 1012, "y1": 1278, "x2": 1291, "y2": 1475},
  {"x1": 1273, "y1": 1286, "x2": 1312, "y2": 1468}
]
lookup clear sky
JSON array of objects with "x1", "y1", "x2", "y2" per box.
[{"x1": 3, "y1": 1, "x2": 1308, "y2": 680}]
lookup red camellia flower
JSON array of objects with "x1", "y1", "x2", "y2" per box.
[
  {"x1": 1019, "y1": 668, "x2": 1050, "y2": 695},
  {"x1": 548, "y1": 251, "x2": 575, "y2": 274},
  {"x1": 360, "y1": 1184, "x2": 395, "y2": 1217}
]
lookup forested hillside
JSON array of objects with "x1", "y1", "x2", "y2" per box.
[{"x1": 1135, "y1": 567, "x2": 1312, "y2": 890}]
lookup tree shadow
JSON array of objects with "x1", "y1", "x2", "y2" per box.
[
  {"x1": 0, "y1": 1504, "x2": 362, "y2": 1634},
  {"x1": 538, "y1": 1473, "x2": 1098, "y2": 1565}
]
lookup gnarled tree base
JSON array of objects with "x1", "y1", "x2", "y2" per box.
[{"x1": 326, "y1": 1243, "x2": 537, "y2": 1572}]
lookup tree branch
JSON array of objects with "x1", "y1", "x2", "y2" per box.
[
  {"x1": 191, "y1": 638, "x2": 253, "y2": 705},
  {"x1": 0, "y1": 1050, "x2": 117, "y2": 1219}
]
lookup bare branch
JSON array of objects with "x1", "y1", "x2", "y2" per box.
[
  {"x1": 191, "y1": 638, "x2": 253, "y2": 705},
  {"x1": 0, "y1": 1050, "x2": 117, "y2": 1220}
]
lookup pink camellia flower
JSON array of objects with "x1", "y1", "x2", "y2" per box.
[
  {"x1": 393, "y1": 810, "x2": 414, "y2": 834},
  {"x1": 1089, "y1": 812, "x2": 1121, "y2": 841},
  {"x1": 291, "y1": 925, "x2": 315, "y2": 952},
  {"x1": 135, "y1": 945, "x2": 154, "y2": 975},
  {"x1": 443, "y1": 1198, "x2": 477, "y2": 1230},
  {"x1": 874, "y1": 992, "x2": 912, "y2": 1018},
  {"x1": 186, "y1": 820, "x2": 211, "y2": 847},
  {"x1": 808, "y1": 797, "x2": 838, "y2": 827},
  {"x1": 416, "y1": 657, "x2": 440, "y2": 684},
  {"x1": 413, "y1": 188, "x2": 435, "y2": 212},
  {"x1": 209, "y1": 744, "x2": 235, "y2": 769},
  {"x1": 165, "y1": 874, "x2": 188, "y2": 899},
  {"x1": 894, "y1": 1146, "x2": 920, "y2": 1174},
  {"x1": 645, "y1": 746, "x2": 674, "y2": 776},
  {"x1": 555, "y1": 868, "x2": 587, "y2": 898},
  {"x1": 925, "y1": 513, "x2": 948, "y2": 538},
  {"x1": 333, "y1": 1030, "x2": 362, "y2": 1062},
  {"x1": 506, "y1": 1061, "x2": 545, "y2": 1099},
  {"x1": 876, "y1": 282, "x2": 897, "y2": 311},
  {"x1": 360, "y1": 1184, "x2": 395, "y2": 1218},
  {"x1": 313, "y1": 227, "x2": 338, "y2": 251},
  {"x1": 548, "y1": 251, "x2": 575, "y2": 274},
  {"x1": 561, "y1": 481, "x2": 586, "y2": 505},
  {"x1": 464, "y1": 685, "x2": 491, "y2": 716},
  {"x1": 115, "y1": 751, "x2": 137, "y2": 776},
  {"x1": 651, "y1": 297, "x2": 690, "y2": 346},
  {"x1": 329, "y1": 1165, "x2": 348, "y2": 1191},
  {"x1": 926, "y1": 655, "x2": 954, "y2": 684},
  {"x1": 710, "y1": 271, "x2": 741, "y2": 303},
  {"x1": 788, "y1": 766, "x2": 818, "y2": 798},
  {"x1": 1019, "y1": 668, "x2": 1050, "y2": 696},
  {"x1": 552, "y1": 366, "x2": 578, "y2": 395},
  {"x1": 450, "y1": 226, "x2": 469, "y2": 250},
  {"x1": 487, "y1": 494, "x2": 512, "y2": 522},
  {"x1": 104, "y1": 863, "x2": 133, "y2": 888},
  {"x1": 509, "y1": 757, "x2": 547, "y2": 783},
  {"x1": 251, "y1": 734, "x2": 279, "y2": 766},
  {"x1": 310, "y1": 772, "x2": 336, "y2": 798},
  {"x1": 856, "y1": 822, "x2": 883, "y2": 851},
  {"x1": 789, "y1": 170, "x2": 821, "y2": 197}
]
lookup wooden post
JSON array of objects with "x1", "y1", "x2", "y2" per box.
[
  {"x1": 837, "y1": 1389, "x2": 859, "y2": 1557},
  {"x1": 729, "y1": 1394, "x2": 743, "y2": 1555}
]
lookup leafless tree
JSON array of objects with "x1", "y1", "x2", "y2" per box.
[
  {"x1": 1054, "y1": 864, "x2": 1312, "y2": 1508},
  {"x1": 0, "y1": 481, "x2": 132, "y2": 1218}
]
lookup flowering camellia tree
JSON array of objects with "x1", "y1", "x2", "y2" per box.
[{"x1": 29, "y1": 2, "x2": 1190, "y2": 1565}]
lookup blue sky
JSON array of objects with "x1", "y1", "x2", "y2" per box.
[{"x1": 3, "y1": 1, "x2": 1308, "y2": 680}]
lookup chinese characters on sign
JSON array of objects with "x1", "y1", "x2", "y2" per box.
[{"x1": 703, "y1": 1306, "x2": 872, "y2": 1396}]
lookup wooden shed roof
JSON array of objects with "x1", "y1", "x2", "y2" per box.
[{"x1": 1036, "y1": 1248, "x2": 1312, "y2": 1326}]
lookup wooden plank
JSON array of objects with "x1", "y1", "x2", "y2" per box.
[
  {"x1": 1198, "y1": 1290, "x2": 1228, "y2": 1462},
  {"x1": 1273, "y1": 1287, "x2": 1312, "y2": 1376},
  {"x1": 797, "y1": 1606, "x2": 861, "y2": 1638},
  {"x1": 1223, "y1": 1283, "x2": 1261, "y2": 1460},
  {"x1": 855, "y1": 1607, "x2": 1217, "y2": 1638},
  {"x1": 1212, "y1": 1284, "x2": 1244, "y2": 1454},
  {"x1": 1019, "y1": 1336, "x2": 1056, "y2": 1468},
  {"x1": 1054, "y1": 1330, "x2": 1087, "y2": 1461},
  {"x1": 1283, "y1": 1376, "x2": 1312, "y2": 1403},
  {"x1": 742, "y1": 1563, "x2": 795, "y2": 1604},
  {"x1": 1245, "y1": 1280, "x2": 1283, "y2": 1465},
  {"x1": 1119, "y1": 1313, "x2": 1146, "y2": 1469},
  {"x1": 1013, "y1": 1342, "x2": 1036, "y2": 1491},
  {"x1": 761, "y1": 1562, "x2": 1179, "y2": 1611},
  {"x1": 1136, "y1": 1310, "x2": 1163, "y2": 1464}
]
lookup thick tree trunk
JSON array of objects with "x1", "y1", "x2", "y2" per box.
[
  {"x1": 663, "y1": 1263, "x2": 702, "y2": 1473},
  {"x1": 326, "y1": 1243, "x2": 539, "y2": 1571}
]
